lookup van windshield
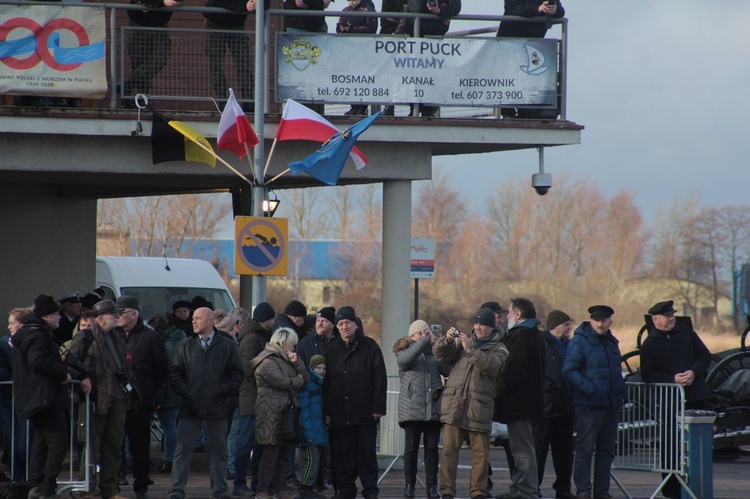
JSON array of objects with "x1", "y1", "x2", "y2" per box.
[{"x1": 120, "y1": 287, "x2": 235, "y2": 321}]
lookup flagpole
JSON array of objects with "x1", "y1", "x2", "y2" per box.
[
  {"x1": 265, "y1": 167, "x2": 289, "y2": 186},
  {"x1": 191, "y1": 141, "x2": 254, "y2": 186},
  {"x1": 262, "y1": 137, "x2": 278, "y2": 180},
  {"x1": 243, "y1": 143, "x2": 257, "y2": 184}
]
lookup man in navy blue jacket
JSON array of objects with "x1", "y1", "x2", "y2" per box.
[{"x1": 563, "y1": 305, "x2": 625, "y2": 499}]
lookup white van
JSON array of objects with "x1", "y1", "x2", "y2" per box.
[{"x1": 96, "y1": 256, "x2": 236, "y2": 320}]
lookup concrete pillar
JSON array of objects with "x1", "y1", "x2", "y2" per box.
[
  {"x1": 380, "y1": 180, "x2": 412, "y2": 376},
  {"x1": 0, "y1": 183, "x2": 97, "y2": 314}
]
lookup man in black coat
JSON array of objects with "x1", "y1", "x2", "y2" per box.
[
  {"x1": 12, "y1": 294, "x2": 72, "y2": 499},
  {"x1": 640, "y1": 300, "x2": 711, "y2": 499},
  {"x1": 169, "y1": 307, "x2": 244, "y2": 499},
  {"x1": 272, "y1": 300, "x2": 308, "y2": 340},
  {"x1": 323, "y1": 306, "x2": 387, "y2": 499},
  {"x1": 495, "y1": 297, "x2": 546, "y2": 499},
  {"x1": 115, "y1": 296, "x2": 168, "y2": 499},
  {"x1": 534, "y1": 310, "x2": 575, "y2": 499},
  {"x1": 296, "y1": 306, "x2": 337, "y2": 367}
]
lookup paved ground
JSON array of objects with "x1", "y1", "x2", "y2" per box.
[{"x1": 56, "y1": 446, "x2": 750, "y2": 499}]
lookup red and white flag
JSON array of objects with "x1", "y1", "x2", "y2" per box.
[
  {"x1": 275, "y1": 99, "x2": 367, "y2": 169},
  {"x1": 217, "y1": 89, "x2": 259, "y2": 159}
]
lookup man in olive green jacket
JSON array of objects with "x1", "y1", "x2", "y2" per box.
[{"x1": 433, "y1": 308, "x2": 508, "y2": 499}]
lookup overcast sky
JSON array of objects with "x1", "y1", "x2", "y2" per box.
[{"x1": 404, "y1": 0, "x2": 750, "y2": 221}]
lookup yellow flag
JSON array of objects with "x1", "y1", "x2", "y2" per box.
[{"x1": 168, "y1": 121, "x2": 217, "y2": 168}]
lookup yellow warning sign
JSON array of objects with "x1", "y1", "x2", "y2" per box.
[{"x1": 234, "y1": 217, "x2": 288, "y2": 276}]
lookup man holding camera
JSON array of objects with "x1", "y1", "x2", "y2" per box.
[
  {"x1": 69, "y1": 299, "x2": 131, "y2": 499},
  {"x1": 433, "y1": 308, "x2": 508, "y2": 499}
]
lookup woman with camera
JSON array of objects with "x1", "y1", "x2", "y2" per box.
[{"x1": 393, "y1": 320, "x2": 444, "y2": 498}]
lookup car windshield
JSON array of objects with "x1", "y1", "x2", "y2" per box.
[{"x1": 120, "y1": 287, "x2": 235, "y2": 321}]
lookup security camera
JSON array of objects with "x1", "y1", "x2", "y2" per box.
[{"x1": 531, "y1": 172, "x2": 552, "y2": 196}]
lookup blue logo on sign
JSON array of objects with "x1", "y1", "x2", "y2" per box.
[{"x1": 519, "y1": 44, "x2": 550, "y2": 76}]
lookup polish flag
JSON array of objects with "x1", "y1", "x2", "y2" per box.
[
  {"x1": 217, "y1": 89, "x2": 259, "y2": 159},
  {"x1": 275, "y1": 99, "x2": 367, "y2": 169}
]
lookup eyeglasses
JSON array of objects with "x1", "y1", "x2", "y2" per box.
[{"x1": 118, "y1": 309, "x2": 136, "y2": 316}]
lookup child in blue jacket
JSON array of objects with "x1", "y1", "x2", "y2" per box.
[{"x1": 298, "y1": 354, "x2": 328, "y2": 499}]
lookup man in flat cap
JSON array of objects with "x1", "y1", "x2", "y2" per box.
[
  {"x1": 323, "y1": 306, "x2": 387, "y2": 499},
  {"x1": 54, "y1": 292, "x2": 82, "y2": 345},
  {"x1": 115, "y1": 296, "x2": 168, "y2": 499},
  {"x1": 495, "y1": 298, "x2": 546, "y2": 499},
  {"x1": 640, "y1": 300, "x2": 711, "y2": 499},
  {"x1": 435, "y1": 307, "x2": 508, "y2": 499},
  {"x1": 562, "y1": 306, "x2": 626, "y2": 499},
  {"x1": 69, "y1": 299, "x2": 131, "y2": 499}
]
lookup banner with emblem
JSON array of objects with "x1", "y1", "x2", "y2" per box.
[
  {"x1": 276, "y1": 34, "x2": 558, "y2": 107},
  {"x1": 0, "y1": 5, "x2": 107, "y2": 97}
]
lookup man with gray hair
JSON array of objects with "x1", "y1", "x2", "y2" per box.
[
  {"x1": 496, "y1": 298, "x2": 546, "y2": 499},
  {"x1": 168, "y1": 307, "x2": 244, "y2": 499},
  {"x1": 115, "y1": 295, "x2": 168, "y2": 499}
]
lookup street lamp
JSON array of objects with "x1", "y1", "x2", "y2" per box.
[{"x1": 262, "y1": 191, "x2": 280, "y2": 217}]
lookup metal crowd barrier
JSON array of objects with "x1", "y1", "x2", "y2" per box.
[
  {"x1": 613, "y1": 382, "x2": 693, "y2": 499},
  {"x1": 377, "y1": 375, "x2": 405, "y2": 484},
  {"x1": 0, "y1": 380, "x2": 91, "y2": 496}
]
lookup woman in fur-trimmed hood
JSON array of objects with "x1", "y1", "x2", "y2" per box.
[{"x1": 393, "y1": 320, "x2": 444, "y2": 498}]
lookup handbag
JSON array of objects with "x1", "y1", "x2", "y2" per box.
[{"x1": 279, "y1": 383, "x2": 301, "y2": 445}]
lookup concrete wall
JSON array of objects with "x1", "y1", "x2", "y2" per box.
[{"x1": 0, "y1": 183, "x2": 97, "y2": 315}]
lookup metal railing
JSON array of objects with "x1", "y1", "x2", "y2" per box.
[
  {"x1": 1, "y1": 1, "x2": 567, "y2": 120},
  {"x1": 613, "y1": 382, "x2": 690, "y2": 499},
  {"x1": 0, "y1": 380, "x2": 91, "y2": 495}
]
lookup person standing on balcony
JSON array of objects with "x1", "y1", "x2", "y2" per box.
[
  {"x1": 123, "y1": 0, "x2": 182, "y2": 108},
  {"x1": 406, "y1": 0, "x2": 461, "y2": 118},
  {"x1": 203, "y1": 0, "x2": 269, "y2": 113},
  {"x1": 336, "y1": 0, "x2": 378, "y2": 116},
  {"x1": 496, "y1": 0, "x2": 565, "y2": 119}
]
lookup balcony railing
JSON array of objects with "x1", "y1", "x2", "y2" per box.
[{"x1": 0, "y1": 1, "x2": 567, "y2": 120}]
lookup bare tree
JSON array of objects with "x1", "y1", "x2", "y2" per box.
[
  {"x1": 279, "y1": 187, "x2": 327, "y2": 240},
  {"x1": 719, "y1": 206, "x2": 750, "y2": 328},
  {"x1": 412, "y1": 168, "x2": 468, "y2": 241},
  {"x1": 97, "y1": 193, "x2": 231, "y2": 258}
]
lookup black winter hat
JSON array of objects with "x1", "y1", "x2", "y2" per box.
[
  {"x1": 546, "y1": 310, "x2": 571, "y2": 330},
  {"x1": 191, "y1": 296, "x2": 214, "y2": 311},
  {"x1": 473, "y1": 308, "x2": 496, "y2": 328},
  {"x1": 316, "y1": 307, "x2": 336, "y2": 325},
  {"x1": 648, "y1": 300, "x2": 677, "y2": 316},
  {"x1": 172, "y1": 300, "x2": 192, "y2": 312},
  {"x1": 115, "y1": 295, "x2": 140, "y2": 312},
  {"x1": 335, "y1": 306, "x2": 357, "y2": 324},
  {"x1": 81, "y1": 292, "x2": 102, "y2": 309},
  {"x1": 480, "y1": 301, "x2": 504, "y2": 314},
  {"x1": 91, "y1": 299, "x2": 119, "y2": 317},
  {"x1": 284, "y1": 300, "x2": 307, "y2": 318},
  {"x1": 588, "y1": 305, "x2": 614, "y2": 319},
  {"x1": 33, "y1": 294, "x2": 60, "y2": 318},
  {"x1": 252, "y1": 302, "x2": 276, "y2": 323}
]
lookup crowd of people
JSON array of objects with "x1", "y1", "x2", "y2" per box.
[{"x1": 1, "y1": 288, "x2": 712, "y2": 499}]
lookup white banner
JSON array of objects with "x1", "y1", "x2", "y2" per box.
[
  {"x1": 277, "y1": 34, "x2": 558, "y2": 107},
  {"x1": 0, "y1": 5, "x2": 107, "y2": 98}
]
